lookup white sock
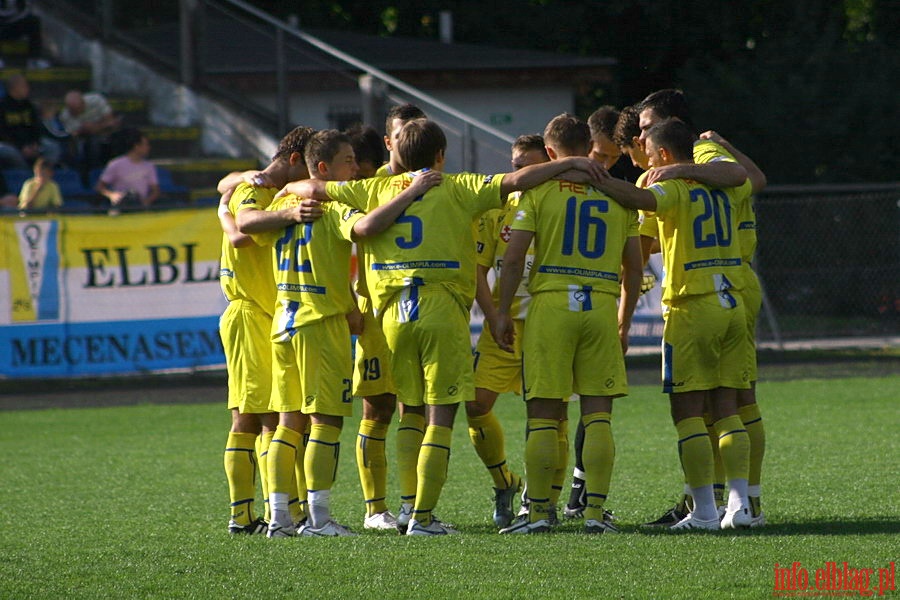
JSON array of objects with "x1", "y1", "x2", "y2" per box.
[
  {"x1": 748, "y1": 484, "x2": 761, "y2": 498},
  {"x1": 727, "y1": 478, "x2": 750, "y2": 512},
  {"x1": 269, "y1": 492, "x2": 291, "y2": 526},
  {"x1": 308, "y1": 490, "x2": 331, "y2": 528},
  {"x1": 690, "y1": 485, "x2": 718, "y2": 521}
]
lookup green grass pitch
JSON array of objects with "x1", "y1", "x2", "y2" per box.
[{"x1": 1, "y1": 375, "x2": 897, "y2": 599}]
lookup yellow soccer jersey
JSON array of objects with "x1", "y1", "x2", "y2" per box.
[
  {"x1": 374, "y1": 163, "x2": 394, "y2": 177},
  {"x1": 219, "y1": 183, "x2": 277, "y2": 314},
  {"x1": 694, "y1": 140, "x2": 757, "y2": 263},
  {"x1": 476, "y1": 194, "x2": 534, "y2": 320},
  {"x1": 637, "y1": 140, "x2": 750, "y2": 241},
  {"x1": 326, "y1": 170, "x2": 506, "y2": 314},
  {"x1": 513, "y1": 179, "x2": 639, "y2": 297},
  {"x1": 645, "y1": 178, "x2": 751, "y2": 302},
  {"x1": 255, "y1": 195, "x2": 363, "y2": 338}
]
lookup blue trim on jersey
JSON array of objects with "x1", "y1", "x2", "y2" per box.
[
  {"x1": 537, "y1": 265, "x2": 619, "y2": 281},
  {"x1": 372, "y1": 260, "x2": 460, "y2": 270},
  {"x1": 277, "y1": 283, "x2": 326, "y2": 294},
  {"x1": 398, "y1": 285, "x2": 420, "y2": 323},
  {"x1": 683, "y1": 258, "x2": 742, "y2": 271},
  {"x1": 663, "y1": 342, "x2": 674, "y2": 394}
]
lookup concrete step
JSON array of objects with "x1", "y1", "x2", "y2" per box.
[
  {"x1": 142, "y1": 126, "x2": 202, "y2": 158},
  {"x1": 1, "y1": 65, "x2": 92, "y2": 98},
  {"x1": 153, "y1": 157, "x2": 259, "y2": 189}
]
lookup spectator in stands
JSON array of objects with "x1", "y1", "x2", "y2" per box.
[
  {"x1": 58, "y1": 90, "x2": 122, "y2": 174},
  {"x1": 95, "y1": 128, "x2": 159, "y2": 209},
  {"x1": 0, "y1": 73, "x2": 61, "y2": 168},
  {"x1": 0, "y1": 0, "x2": 49, "y2": 70},
  {"x1": 17, "y1": 156, "x2": 61, "y2": 210}
]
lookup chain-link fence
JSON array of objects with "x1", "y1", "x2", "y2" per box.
[{"x1": 754, "y1": 184, "x2": 900, "y2": 341}]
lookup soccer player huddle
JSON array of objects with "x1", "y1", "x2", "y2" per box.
[{"x1": 218, "y1": 89, "x2": 767, "y2": 537}]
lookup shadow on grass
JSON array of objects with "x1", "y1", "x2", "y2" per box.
[{"x1": 625, "y1": 518, "x2": 900, "y2": 536}]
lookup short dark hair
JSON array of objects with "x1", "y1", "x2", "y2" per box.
[
  {"x1": 273, "y1": 125, "x2": 316, "y2": 162},
  {"x1": 645, "y1": 118, "x2": 696, "y2": 161},
  {"x1": 587, "y1": 105, "x2": 619, "y2": 141},
  {"x1": 304, "y1": 129, "x2": 352, "y2": 175},
  {"x1": 119, "y1": 127, "x2": 146, "y2": 152},
  {"x1": 344, "y1": 124, "x2": 384, "y2": 168},
  {"x1": 639, "y1": 89, "x2": 694, "y2": 131},
  {"x1": 511, "y1": 134, "x2": 547, "y2": 157},
  {"x1": 384, "y1": 103, "x2": 426, "y2": 136},
  {"x1": 543, "y1": 113, "x2": 591, "y2": 155},
  {"x1": 396, "y1": 119, "x2": 446, "y2": 172},
  {"x1": 613, "y1": 105, "x2": 641, "y2": 148}
]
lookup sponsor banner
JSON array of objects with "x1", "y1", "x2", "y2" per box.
[
  {"x1": 1, "y1": 316, "x2": 224, "y2": 377},
  {"x1": 1, "y1": 209, "x2": 227, "y2": 378}
]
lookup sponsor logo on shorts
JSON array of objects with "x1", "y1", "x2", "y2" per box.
[
  {"x1": 448, "y1": 385, "x2": 458, "y2": 396},
  {"x1": 305, "y1": 395, "x2": 315, "y2": 406}
]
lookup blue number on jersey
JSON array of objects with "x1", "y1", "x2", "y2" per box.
[
  {"x1": 395, "y1": 211, "x2": 423, "y2": 249},
  {"x1": 275, "y1": 222, "x2": 313, "y2": 272},
  {"x1": 691, "y1": 188, "x2": 732, "y2": 248},
  {"x1": 561, "y1": 197, "x2": 608, "y2": 258},
  {"x1": 362, "y1": 357, "x2": 381, "y2": 381}
]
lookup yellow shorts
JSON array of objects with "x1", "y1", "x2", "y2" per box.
[
  {"x1": 662, "y1": 291, "x2": 752, "y2": 394},
  {"x1": 270, "y1": 314, "x2": 354, "y2": 417},
  {"x1": 522, "y1": 291, "x2": 627, "y2": 400},
  {"x1": 352, "y1": 296, "x2": 397, "y2": 398},
  {"x1": 473, "y1": 319, "x2": 524, "y2": 394},
  {"x1": 743, "y1": 266, "x2": 761, "y2": 382},
  {"x1": 381, "y1": 286, "x2": 473, "y2": 406},
  {"x1": 219, "y1": 300, "x2": 273, "y2": 414}
]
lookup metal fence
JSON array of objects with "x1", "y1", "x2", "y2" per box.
[{"x1": 754, "y1": 184, "x2": 900, "y2": 341}]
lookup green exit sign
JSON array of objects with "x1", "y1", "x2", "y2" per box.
[{"x1": 490, "y1": 113, "x2": 512, "y2": 126}]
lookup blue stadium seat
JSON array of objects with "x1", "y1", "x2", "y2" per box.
[
  {"x1": 2, "y1": 169, "x2": 30, "y2": 195},
  {"x1": 54, "y1": 168, "x2": 93, "y2": 197},
  {"x1": 155, "y1": 166, "x2": 189, "y2": 195}
]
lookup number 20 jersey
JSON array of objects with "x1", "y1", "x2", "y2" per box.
[{"x1": 644, "y1": 178, "x2": 751, "y2": 303}]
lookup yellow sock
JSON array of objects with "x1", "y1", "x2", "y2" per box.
[
  {"x1": 550, "y1": 418, "x2": 569, "y2": 506},
  {"x1": 468, "y1": 411, "x2": 516, "y2": 489},
  {"x1": 268, "y1": 425, "x2": 301, "y2": 496},
  {"x1": 675, "y1": 417, "x2": 713, "y2": 488},
  {"x1": 739, "y1": 403, "x2": 765, "y2": 487},
  {"x1": 714, "y1": 415, "x2": 750, "y2": 481},
  {"x1": 705, "y1": 413, "x2": 726, "y2": 505},
  {"x1": 256, "y1": 429, "x2": 274, "y2": 522},
  {"x1": 224, "y1": 432, "x2": 257, "y2": 526},
  {"x1": 357, "y1": 419, "x2": 389, "y2": 516},
  {"x1": 397, "y1": 411, "x2": 425, "y2": 505},
  {"x1": 525, "y1": 418, "x2": 559, "y2": 522},
  {"x1": 292, "y1": 428, "x2": 308, "y2": 524},
  {"x1": 581, "y1": 412, "x2": 614, "y2": 522},
  {"x1": 414, "y1": 425, "x2": 453, "y2": 525},
  {"x1": 306, "y1": 423, "x2": 341, "y2": 493}
]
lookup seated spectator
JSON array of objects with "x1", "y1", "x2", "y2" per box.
[
  {"x1": 17, "y1": 156, "x2": 61, "y2": 210},
  {"x1": 58, "y1": 90, "x2": 122, "y2": 174},
  {"x1": 0, "y1": 73, "x2": 61, "y2": 169},
  {"x1": 0, "y1": 0, "x2": 49, "y2": 69},
  {"x1": 95, "y1": 128, "x2": 158, "y2": 209}
]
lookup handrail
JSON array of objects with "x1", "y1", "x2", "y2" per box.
[{"x1": 210, "y1": 0, "x2": 516, "y2": 146}]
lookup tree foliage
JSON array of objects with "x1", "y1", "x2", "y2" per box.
[{"x1": 133, "y1": 0, "x2": 897, "y2": 183}]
